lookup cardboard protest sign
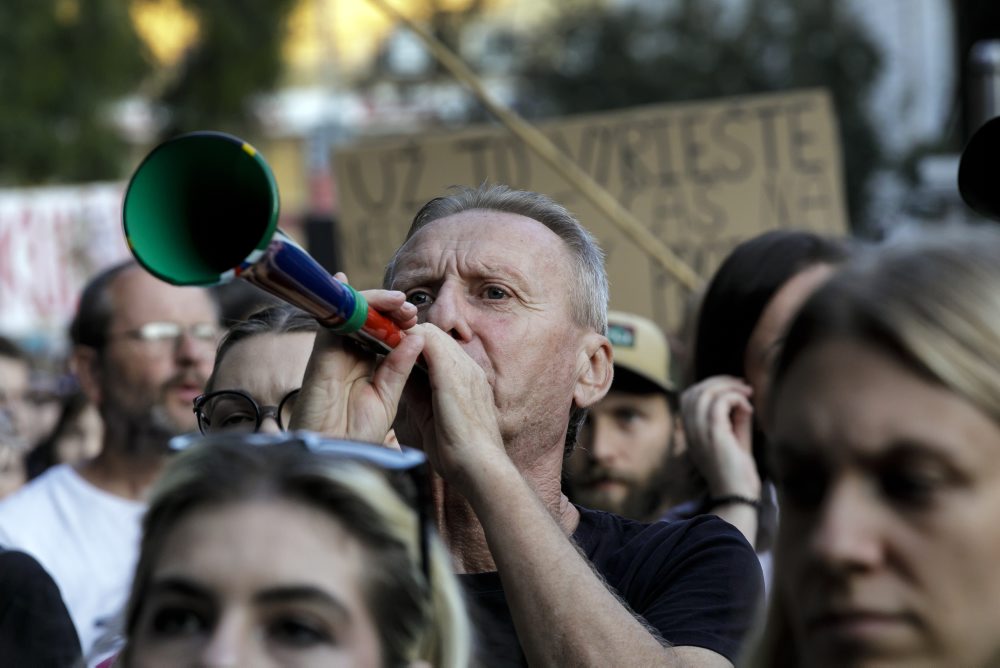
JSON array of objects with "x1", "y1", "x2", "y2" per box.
[{"x1": 333, "y1": 88, "x2": 848, "y2": 333}]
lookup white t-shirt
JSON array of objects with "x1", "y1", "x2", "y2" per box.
[{"x1": 0, "y1": 465, "x2": 145, "y2": 658}]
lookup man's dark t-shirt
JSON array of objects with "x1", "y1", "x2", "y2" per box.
[{"x1": 460, "y1": 507, "x2": 764, "y2": 666}]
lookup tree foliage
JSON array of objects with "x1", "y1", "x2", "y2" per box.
[
  {"x1": 0, "y1": 0, "x2": 152, "y2": 185},
  {"x1": 156, "y1": 0, "x2": 299, "y2": 141},
  {"x1": 513, "y1": 0, "x2": 883, "y2": 229}
]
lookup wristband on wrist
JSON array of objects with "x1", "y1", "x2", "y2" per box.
[{"x1": 705, "y1": 495, "x2": 761, "y2": 511}]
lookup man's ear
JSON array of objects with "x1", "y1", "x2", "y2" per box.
[
  {"x1": 574, "y1": 332, "x2": 613, "y2": 410},
  {"x1": 70, "y1": 346, "x2": 103, "y2": 406}
]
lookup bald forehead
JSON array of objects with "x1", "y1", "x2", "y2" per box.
[
  {"x1": 107, "y1": 266, "x2": 217, "y2": 325},
  {"x1": 108, "y1": 265, "x2": 172, "y2": 304}
]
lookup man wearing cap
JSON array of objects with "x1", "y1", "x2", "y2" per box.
[
  {"x1": 567, "y1": 310, "x2": 765, "y2": 556},
  {"x1": 564, "y1": 310, "x2": 693, "y2": 522}
]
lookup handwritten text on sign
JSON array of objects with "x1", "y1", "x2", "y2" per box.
[{"x1": 334, "y1": 89, "x2": 847, "y2": 332}]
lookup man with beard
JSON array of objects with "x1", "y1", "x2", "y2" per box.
[
  {"x1": 0, "y1": 260, "x2": 219, "y2": 658},
  {"x1": 564, "y1": 311, "x2": 696, "y2": 522}
]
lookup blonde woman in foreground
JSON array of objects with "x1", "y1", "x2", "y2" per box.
[
  {"x1": 119, "y1": 432, "x2": 472, "y2": 667},
  {"x1": 747, "y1": 224, "x2": 1000, "y2": 668}
]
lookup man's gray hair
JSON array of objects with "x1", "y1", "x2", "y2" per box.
[
  {"x1": 384, "y1": 184, "x2": 609, "y2": 336},
  {"x1": 383, "y1": 184, "x2": 610, "y2": 455}
]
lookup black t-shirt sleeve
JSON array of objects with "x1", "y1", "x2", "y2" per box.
[
  {"x1": 637, "y1": 518, "x2": 763, "y2": 660},
  {"x1": 577, "y1": 510, "x2": 764, "y2": 663}
]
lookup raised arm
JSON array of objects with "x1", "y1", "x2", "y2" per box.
[
  {"x1": 681, "y1": 376, "x2": 762, "y2": 546},
  {"x1": 412, "y1": 324, "x2": 739, "y2": 667},
  {"x1": 289, "y1": 280, "x2": 423, "y2": 443}
]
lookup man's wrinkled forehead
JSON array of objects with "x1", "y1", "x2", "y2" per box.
[
  {"x1": 388, "y1": 232, "x2": 441, "y2": 288},
  {"x1": 389, "y1": 210, "x2": 569, "y2": 276},
  {"x1": 391, "y1": 250, "x2": 534, "y2": 295},
  {"x1": 110, "y1": 265, "x2": 218, "y2": 314}
]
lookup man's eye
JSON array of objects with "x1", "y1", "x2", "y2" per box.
[
  {"x1": 406, "y1": 291, "x2": 433, "y2": 306},
  {"x1": 150, "y1": 606, "x2": 208, "y2": 637},
  {"x1": 191, "y1": 323, "x2": 221, "y2": 342},
  {"x1": 484, "y1": 286, "x2": 509, "y2": 300},
  {"x1": 267, "y1": 616, "x2": 333, "y2": 647},
  {"x1": 138, "y1": 322, "x2": 182, "y2": 341},
  {"x1": 613, "y1": 408, "x2": 641, "y2": 426}
]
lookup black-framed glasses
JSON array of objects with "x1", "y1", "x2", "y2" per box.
[
  {"x1": 168, "y1": 430, "x2": 432, "y2": 584},
  {"x1": 193, "y1": 389, "x2": 300, "y2": 435}
]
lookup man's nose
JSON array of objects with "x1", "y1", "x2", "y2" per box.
[
  {"x1": 173, "y1": 330, "x2": 213, "y2": 365},
  {"x1": 425, "y1": 284, "x2": 473, "y2": 342},
  {"x1": 586, "y1": 417, "x2": 622, "y2": 464}
]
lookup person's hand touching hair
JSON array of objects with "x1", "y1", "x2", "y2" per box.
[{"x1": 681, "y1": 375, "x2": 762, "y2": 544}]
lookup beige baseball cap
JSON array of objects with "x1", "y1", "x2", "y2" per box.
[{"x1": 606, "y1": 310, "x2": 674, "y2": 393}]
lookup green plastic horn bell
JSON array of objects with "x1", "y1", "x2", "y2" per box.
[{"x1": 122, "y1": 131, "x2": 281, "y2": 286}]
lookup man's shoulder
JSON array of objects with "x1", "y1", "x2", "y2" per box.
[
  {"x1": 574, "y1": 506, "x2": 764, "y2": 663},
  {"x1": 575, "y1": 505, "x2": 750, "y2": 554},
  {"x1": 0, "y1": 465, "x2": 136, "y2": 548},
  {"x1": 574, "y1": 506, "x2": 760, "y2": 585},
  {"x1": 0, "y1": 466, "x2": 76, "y2": 513},
  {"x1": 0, "y1": 466, "x2": 77, "y2": 543}
]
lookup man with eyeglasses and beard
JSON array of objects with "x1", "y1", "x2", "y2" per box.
[{"x1": 0, "y1": 260, "x2": 220, "y2": 661}]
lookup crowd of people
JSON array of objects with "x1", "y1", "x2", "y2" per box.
[{"x1": 0, "y1": 180, "x2": 998, "y2": 667}]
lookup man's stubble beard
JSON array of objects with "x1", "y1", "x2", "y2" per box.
[
  {"x1": 101, "y1": 386, "x2": 190, "y2": 458},
  {"x1": 568, "y1": 432, "x2": 698, "y2": 522},
  {"x1": 622, "y1": 447, "x2": 693, "y2": 521}
]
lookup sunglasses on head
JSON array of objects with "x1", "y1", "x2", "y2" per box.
[{"x1": 168, "y1": 430, "x2": 432, "y2": 584}]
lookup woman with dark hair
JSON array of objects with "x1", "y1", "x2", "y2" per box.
[
  {"x1": 692, "y1": 229, "x2": 851, "y2": 407},
  {"x1": 746, "y1": 224, "x2": 1000, "y2": 667},
  {"x1": 679, "y1": 230, "x2": 850, "y2": 568},
  {"x1": 193, "y1": 304, "x2": 319, "y2": 436}
]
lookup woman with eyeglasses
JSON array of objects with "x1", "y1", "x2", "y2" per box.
[
  {"x1": 194, "y1": 304, "x2": 318, "y2": 435},
  {"x1": 119, "y1": 433, "x2": 472, "y2": 667},
  {"x1": 195, "y1": 300, "x2": 408, "y2": 446},
  {"x1": 744, "y1": 225, "x2": 1000, "y2": 667}
]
